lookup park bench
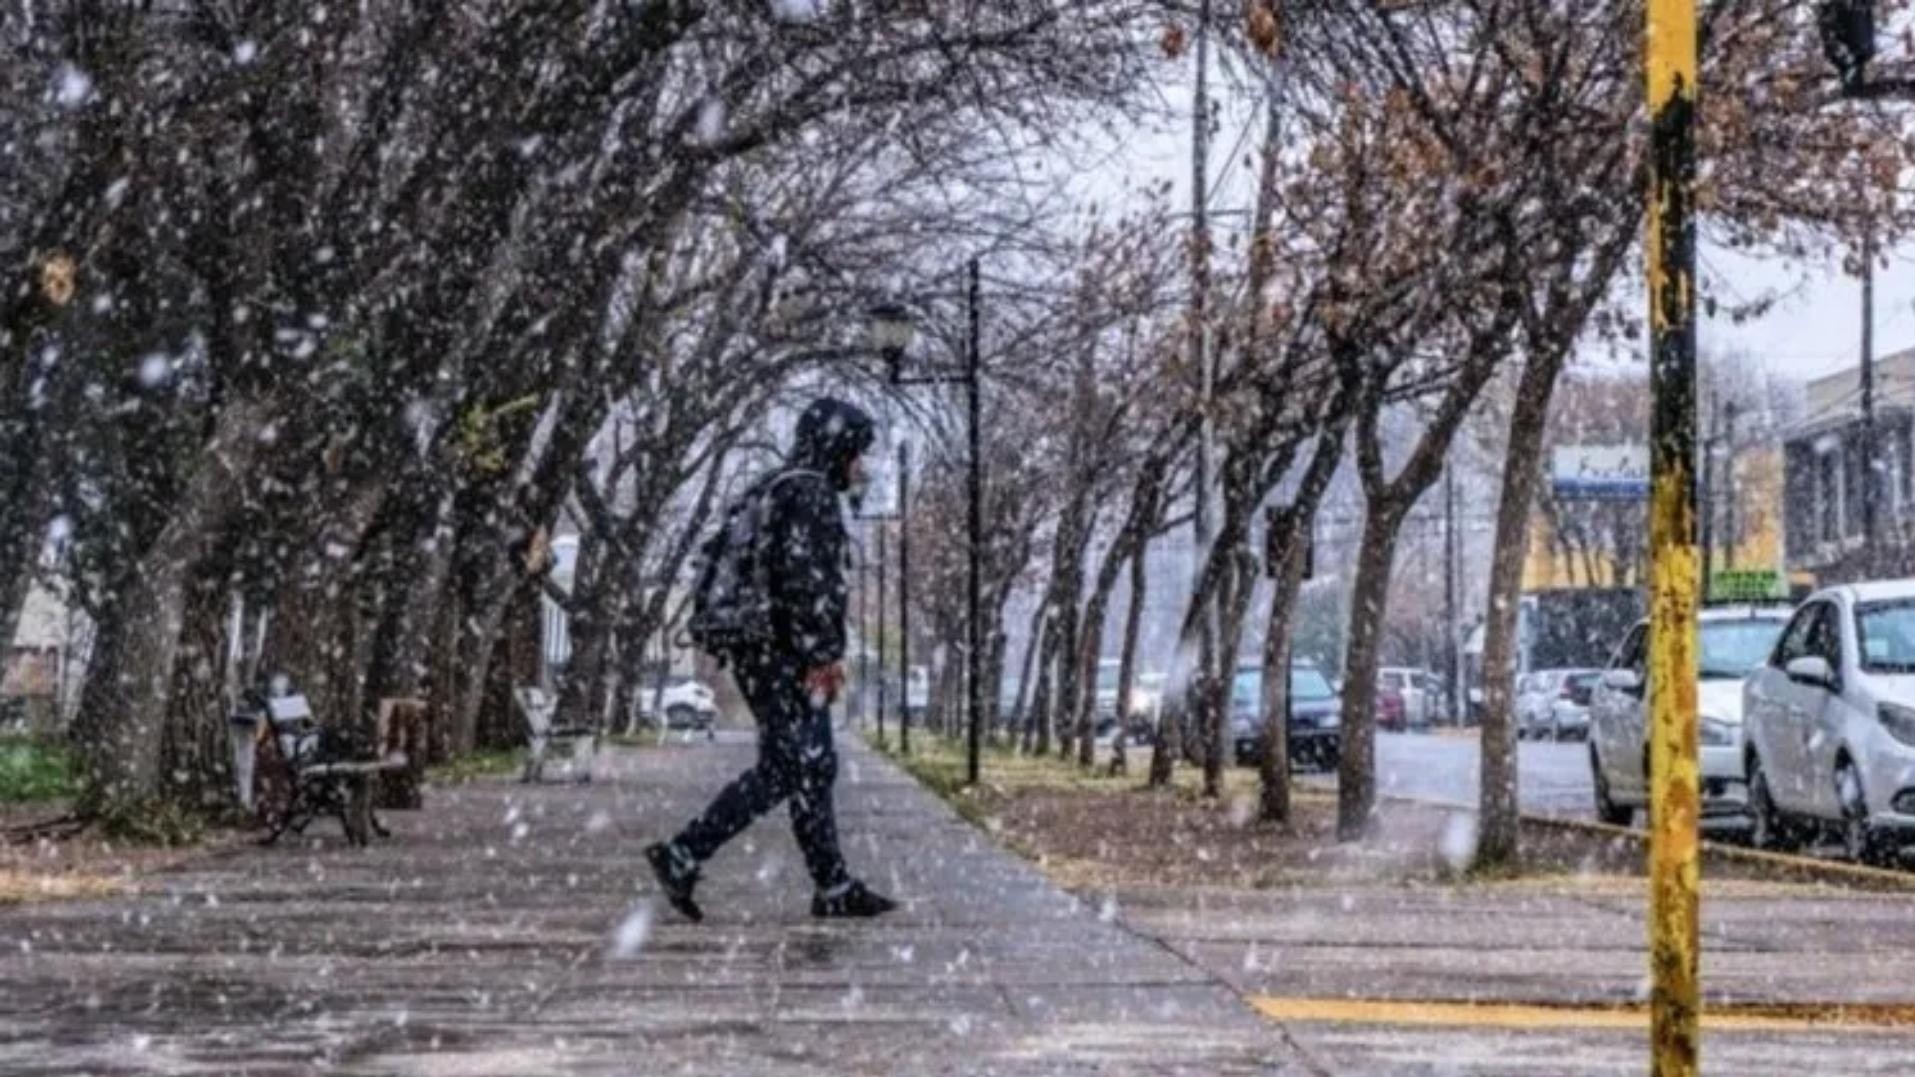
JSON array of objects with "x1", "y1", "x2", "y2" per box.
[
  {"x1": 253, "y1": 693, "x2": 409, "y2": 847},
  {"x1": 516, "y1": 686, "x2": 598, "y2": 784}
]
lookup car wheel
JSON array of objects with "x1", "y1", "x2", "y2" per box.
[
  {"x1": 1838, "y1": 760, "x2": 1897, "y2": 867},
  {"x1": 1748, "y1": 753, "x2": 1798, "y2": 853},
  {"x1": 1591, "y1": 747, "x2": 1632, "y2": 827}
]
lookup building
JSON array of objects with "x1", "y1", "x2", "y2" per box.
[
  {"x1": 1782, "y1": 349, "x2": 1915, "y2": 586},
  {"x1": 4, "y1": 581, "x2": 87, "y2": 733}
]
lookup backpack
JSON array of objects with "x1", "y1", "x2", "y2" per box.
[{"x1": 686, "y1": 469, "x2": 822, "y2": 659}]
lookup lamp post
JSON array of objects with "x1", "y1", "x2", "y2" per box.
[
  {"x1": 855, "y1": 455, "x2": 904, "y2": 747},
  {"x1": 869, "y1": 258, "x2": 984, "y2": 784}
]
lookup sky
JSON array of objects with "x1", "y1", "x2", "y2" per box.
[{"x1": 1067, "y1": 66, "x2": 1914, "y2": 392}]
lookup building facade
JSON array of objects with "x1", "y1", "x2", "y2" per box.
[{"x1": 1782, "y1": 349, "x2": 1915, "y2": 586}]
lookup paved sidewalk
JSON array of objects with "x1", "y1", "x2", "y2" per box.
[
  {"x1": 1120, "y1": 876, "x2": 1915, "y2": 1074},
  {"x1": 0, "y1": 733, "x2": 1304, "y2": 1076}
]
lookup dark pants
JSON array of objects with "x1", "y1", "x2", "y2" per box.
[{"x1": 671, "y1": 653, "x2": 849, "y2": 891}]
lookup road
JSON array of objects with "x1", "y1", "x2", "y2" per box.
[{"x1": 1372, "y1": 730, "x2": 1596, "y2": 819}]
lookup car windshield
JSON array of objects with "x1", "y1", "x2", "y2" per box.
[
  {"x1": 1699, "y1": 618, "x2": 1788, "y2": 679},
  {"x1": 1231, "y1": 667, "x2": 1336, "y2": 707},
  {"x1": 1856, "y1": 601, "x2": 1915, "y2": 673}
]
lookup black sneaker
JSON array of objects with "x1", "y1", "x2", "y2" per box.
[
  {"x1": 812, "y1": 880, "x2": 896, "y2": 919},
  {"x1": 645, "y1": 842, "x2": 704, "y2": 923}
]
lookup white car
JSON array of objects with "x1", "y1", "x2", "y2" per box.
[
  {"x1": 1744, "y1": 583, "x2": 1915, "y2": 864},
  {"x1": 636, "y1": 675, "x2": 720, "y2": 733},
  {"x1": 1377, "y1": 667, "x2": 1436, "y2": 729},
  {"x1": 1589, "y1": 607, "x2": 1790, "y2": 827},
  {"x1": 1518, "y1": 670, "x2": 1598, "y2": 740}
]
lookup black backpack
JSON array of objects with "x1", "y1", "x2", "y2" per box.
[{"x1": 686, "y1": 469, "x2": 821, "y2": 659}]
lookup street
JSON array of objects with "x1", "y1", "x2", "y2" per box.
[{"x1": 1371, "y1": 731, "x2": 1596, "y2": 820}]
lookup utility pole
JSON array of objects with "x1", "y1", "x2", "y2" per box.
[
  {"x1": 1444, "y1": 464, "x2": 1460, "y2": 725},
  {"x1": 899, "y1": 441, "x2": 912, "y2": 757},
  {"x1": 1190, "y1": 0, "x2": 1222, "y2": 795},
  {"x1": 1862, "y1": 229, "x2": 1878, "y2": 576},
  {"x1": 877, "y1": 521, "x2": 888, "y2": 745},
  {"x1": 1722, "y1": 401, "x2": 1738, "y2": 571},
  {"x1": 1700, "y1": 394, "x2": 1717, "y2": 599},
  {"x1": 965, "y1": 258, "x2": 984, "y2": 787},
  {"x1": 858, "y1": 536, "x2": 870, "y2": 728},
  {"x1": 1644, "y1": 0, "x2": 1701, "y2": 1072}
]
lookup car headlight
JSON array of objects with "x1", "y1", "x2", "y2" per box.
[
  {"x1": 1879, "y1": 703, "x2": 1915, "y2": 747},
  {"x1": 1322, "y1": 708, "x2": 1341, "y2": 729},
  {"x1": 1699, "y1": 717, "x2": 1736, "y2": 747}
]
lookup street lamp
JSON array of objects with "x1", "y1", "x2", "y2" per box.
[{"x1": 866, "y1": 258, "x2": 984, "y2": 786}]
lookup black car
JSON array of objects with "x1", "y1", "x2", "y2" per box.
[{"x1": 1228, "y1": 662, "x2": 1341, "y2": 770}]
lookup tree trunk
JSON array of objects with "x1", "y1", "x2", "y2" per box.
[
  {"x1": 74, "y1": 397, "x2": 274, "y2": 820},
  {"x1": 1012, "y1": 603, "x2": 1047, "y2": 748},
  {"x1": 1259, "y1": 527, "x2": 1309, "y2": 824},
  {"x1": 1075, "y1": 566, "x2": 1122, "y2": 769},
  {"x1": 1028, "y1": 621, "x2": 1058, "y2": 756},
  {"x1": 1110, "y1": 541, "x2": 1149, "y2": 776},
  {"x1": 1477, "y1": 349, "x2": 1569, "y2": 867},
  {"x1": 1337, "y1": 505, "x2": 1407, "y2": 841}
]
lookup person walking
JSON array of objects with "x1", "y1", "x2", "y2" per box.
[{"x1": 647, "y1": 397, "x2": 897, "y2": 922}]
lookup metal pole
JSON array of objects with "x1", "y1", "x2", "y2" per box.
[
  {"x1": 1444, "y1": 464, "x2": 1459, "y2": 724},
  {"x1": 1863, "y1": 230, "x2": 1878, "y2": 575},
  {"x1": 1700, "y1": 396, "x2": 1716, "y2": 599},
  {"x1": 1645, "y1": 1, "x2": 1701, "y2": 1072},
  {"x1": 858, "y1": 535, "x2": 869, "y2": 728},
  {"x1": 1723, "y1": 401, "x2": 1738, "y2": 570},
  {"x1": 899, "y1": 440, "x2": 913, "y2": 757},
  {"x1": 877, "y1": 520, "x2": 888, "y2": 745},
  {"x1": 965, "y1": 257, "x2": 984, "y2": 786}
]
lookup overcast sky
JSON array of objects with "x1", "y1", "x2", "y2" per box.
[{"x1": 1069, "y1": 73, "x2": 1910, "y2": 391}]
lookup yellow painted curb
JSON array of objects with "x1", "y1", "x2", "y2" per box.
[{"x1": 1250, "y1": 996, "x2": 1915, "y2": 1033}]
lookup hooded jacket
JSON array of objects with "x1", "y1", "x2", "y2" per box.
[{"x1": 762, "y1": 398, "x2": 875, "y2": 670}]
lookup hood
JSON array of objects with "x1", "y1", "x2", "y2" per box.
[
  {"x1": 1698, "y1": 679, "x2": 1745, "y2": 724},
  {"x1": 790, "y1": 397, "x2": 876, "y2": 489}
]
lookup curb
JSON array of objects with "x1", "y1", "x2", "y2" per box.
[
  {"x1": 1293, "y1": 784, "x2": 1915, "y2": 892},
  {"x1": 1515, "y1": 811, "x2": 1915, "y2": 893}
]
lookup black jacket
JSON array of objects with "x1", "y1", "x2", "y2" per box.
[{"x1": 763, "y1": 398, "x2": 875, "y2": 670}]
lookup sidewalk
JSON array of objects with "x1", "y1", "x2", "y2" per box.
[
  {"x1": 1115, "y1": 861, "x2": 1915, "y2": 1074},
  {"x1": 0, "y1": 733, "x2": 1304, "y2": 1076}
]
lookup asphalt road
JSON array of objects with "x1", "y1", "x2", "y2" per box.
[{"x1": 1372, "y1": 730, "x2": 1597, "y2": 819}]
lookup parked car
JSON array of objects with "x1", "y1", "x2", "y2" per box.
[
  {"x1": 1517, "y1": 670, "x2": 1599, "y2": 740},
  {"x1": 1544, "y1": 671, "x2": 1604, "y2": 741},
  {"x1": 1228, "y1": 662, "x2": 1341, "y2": 771},
  {"x1": 1590, "y1": 605, "x2": 1791, "y2": 827},
  {"x1": 636, "y1": 675, "x2": 720, "y2": 733},
  {"x1": 1377, "y1": 667, "x2": 1436, "y2": 730},
  {"x1": 1744, "y1": 583, "x2": 1915, "y2": 864}
]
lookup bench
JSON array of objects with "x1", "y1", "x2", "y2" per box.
[
  {"x1": 254, "y1": 693, "x2": 409, "y2": 847},
  {"x1": 516, "y1": 686, "x2": 598, "y2": 784}
]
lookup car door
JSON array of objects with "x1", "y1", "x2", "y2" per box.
[
  {"x1": 1756, "y1": 602, "x2": 1831, "y2": 813},
  {"x1": 1613, "y1": 630, "x2": 1650, "y2": 799},
  {"x1": 1798, "y1": 598, "x2": 1854, "y2": 820},
  {"x1": 1592, "y1": 625, "x2": 1645, "y2": 795}
]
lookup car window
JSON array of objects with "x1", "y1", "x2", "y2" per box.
[
  {"x1": 1698, "y1": 618, "x2": 1789, "y2": 680},
  {"x1": 1610, "y1": 626, "x2": 1647, "y2": 675},
  {"x1": 1806, "y1": 603, "x2": 1842, "y2": 668},
  {"x1": 1380, "y1": 673, "x2": 1402, "y2": 690},
  {"x1": 1856, "y1": 600, "x2": 1915, "y2": 673},
  {"x1": 1772, "y1": 605, "x2": 1819, "y2": 667}
]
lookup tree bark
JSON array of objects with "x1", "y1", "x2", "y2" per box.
[
  {"x1": 1258, "y1": 527, "x2": 1308, "y2": 824},
  {"x1": 1110, "y1": 540, "x2": 1149, "y2": 776},
  {"x1": 74, "y1": 396, "x2": 274, "y2": 820},
  {"x1": 1337, "y1": 504, "x2": 1407, "y2": 841},
  {"x1": 1477, "y1": 353, "x2": 1573, "y2": 866}
]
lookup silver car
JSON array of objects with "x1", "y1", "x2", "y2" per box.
[
  {"x1": 1744, "y1": 583, "x2": 1915, "y2": 864},
  {"x1": 1588, "y1": 607, "x2": 1790, "y2": 828}
]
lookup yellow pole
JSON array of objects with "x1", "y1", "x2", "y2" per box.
[{"x1": 1645, "y1": 1, "x2": 1701, "y2": 1074}]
